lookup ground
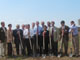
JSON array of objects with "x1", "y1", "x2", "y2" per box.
[
  {"x1": 0, "y1": 56, "x2": 80, "y2": 60},
  {"x1": 0, "y1": 33, "x2": 80, "y2": 60}
]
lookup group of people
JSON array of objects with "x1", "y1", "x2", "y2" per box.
[{"x1": 0, "y1": 20, "x2": 79, "y2": 58}]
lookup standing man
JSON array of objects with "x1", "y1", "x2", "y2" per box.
[
  {"x1": 69, "y1": 21, "x2": 79, "y2": 57},
  {"x1": 7, "y1": 24, "x2": 13, "y2": 57},
  {"x1": 34, "y1": 21, "x2": 42, "y2": 56},
  {"x1": 50, "y1": 21, "x2": 59, "y2": 56},
  {"x1": 47, "y1": 21, "x2": 51, "y2": 55},
  {"x1": 23, "y1": 24, "x2": 32, "y2": 56},
  {"x1": 0, "y1": 21, "x2": 7, "y2": 57},
  {"x1": 21, "y1": 24, "x2": 26, "y2": 56},
  {"x1": 59, "y1": 21, "x2": 69, "y2": 56},
  {"x1": 31, "y1": 22, "x2": 36, "y2": 56},
  {"x1": 13, "y1": 25, "x2": 23, "y2": 56}
]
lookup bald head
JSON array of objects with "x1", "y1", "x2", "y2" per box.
[
  {"x1": 41, "y1": 21, "x2": 45, "y2": 27},
  {"x1": 22, "y1": 24, "x2": 25, "y2": 29},
  {"x1": 36, "y1": 21, "x2": 39, "y2": 26},
  {"x1": 16, "y1": 24, "x2": 20, "y2": 29},
  {"x1": 32, "y1": 22, "x2": 35, "y2": 28},
  {"x1": 47, "y1": 21, "x2": 51, "y2": 27},
  {"x1": 51, "y1": 21, "x2": 55, "y2": 26}
]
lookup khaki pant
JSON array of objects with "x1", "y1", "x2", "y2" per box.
[
  {"x1": 0, "y1": 41, "x2": 6, "y2": 56},
  {"x1": 60, "y1": 37, "x2": 68, "y2": 54},
  {"x1": 72, "y1": 35, "x2": 79, "y2": 56},
  {"x1": 0, "y1": 43, "x2": 4, "y2": 56}
]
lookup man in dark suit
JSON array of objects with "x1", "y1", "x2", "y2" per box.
[
  {"x1": 13, "y1": 25, "x2": 23, "y2": 56},
  {"x1": 0, "y1": 21, "x2": 7, "y2": 56},
  {"x1": 21, "y1": 24, "x2": 26, "y2": 56},
  {"x1": 59, "y1": 21, "x2": 69, "y2": 56}
]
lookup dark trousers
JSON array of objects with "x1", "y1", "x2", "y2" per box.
[
  {"x1": 43, "y1": 38, "x2": 49, "y2": 55},
  {"x1": 49, "y1": 37, "x2": 54, "y2": 53},
  {"x1": 24, "y1": 38, "x2": 32, "y2": 56},
  {"x1": 53, "y1": 42, "x2": 58, "y2": 56},
  {"x1": 22, "y1": 39, "x2": 26, "y2": 56},
  {"x1": 38, "y1": 36, "x2": 43, "y2": 55},
  {"x1": 7, "y1": 43, "x2": 12, "y2": 56},
  {"x1": 31, "y1": 36, "x2": 36, "y2": 55},
  {"x1": 51, "y1": 37, "x2": 58, "y2": 56},
  {"x1": 15, "y1": 42, "x2": 20, "y2": 55},
  {"x1": 34, "y1": 35, "x2": 42, "y2": 55}
]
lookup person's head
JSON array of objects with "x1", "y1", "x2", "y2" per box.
[
  {"x1": 16, "y1": 24, "x2": 20, "y2": 29},
  {"x1": 41, "y1": 21, "x2": 45, "y2": 27},
  {"x1": 28, "y1": 24, "x2": 30, "y2": 29},
  {"x1": 22, "y1": 24, "x2": 25, "y2": 29},
  {"x1": 25, "y1": 24, "x2": 28, "y2": 29},
  {"x1": 47, "y1": 21, "x2": 51, "y2": 27},
  {"x1": 44, "y1": 25, "x2": 47, "y2": 31},
  {"x1": 8, "y1": 24, "x2": 12, "y2": 29},
  {"x1": 71, "y1": 21, "x2": 75, "y2": 25},
  {"x1": 36, "y1": 21, "x2": 39, "y2": 26},
  {"x1": 61, "y1": 20, "x2": 65, "y2": 26},
  {"x1": 1, "y1": 21, "x2": 5, "y2": 27},
  {"x1": 51, "y1": 21, "x2": 55, "y2": 26},
  {"x1": 32, "y1": 22, "x2": 35, "y2": 28}
]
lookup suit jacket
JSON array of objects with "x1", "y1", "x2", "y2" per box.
[
  {"x1": 49, "y1": 26, "x2": 59, "y2": 42},
  {"x1": 7, "y1": 30, "x2": 13, "y2": 43},
  {"x1": 13, "y1": 29, "x2": 23, "y2": 44},
  {"x1": 0, "y1": 27, "x2": 7, "y2": 43},
  {"x1": 59, "y1": 25, "x2": 69, "y2": 41}
]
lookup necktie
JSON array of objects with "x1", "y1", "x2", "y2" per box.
[
  {"x1": 37, "y1": 27, "x2": 39, "y2": 35},
  {"x1": 28, "y1": 29, "x2": 30, "y2": 36},
  {"x1": 3, "y1": 27, "x2": 6, "y2": 32},
  {"x1": 52, "y1": 27, "x2": 54, "y2": 38}
]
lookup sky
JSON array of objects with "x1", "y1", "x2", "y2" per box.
[{"x1": 0, "y1": 0, "x2": 80, "y2": 29}]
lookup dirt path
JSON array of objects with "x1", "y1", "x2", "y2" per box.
[{"x1": 0, "y1": 56, "x2": 80, "y2": 60}]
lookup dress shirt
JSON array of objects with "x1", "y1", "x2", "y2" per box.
[
  {"x1": 23, "y1": 28, "x2": 35, "y2": 38},
  {"x1": 23, "y1": 29, "x2": 28, "y2": 38},
  {"x1": 31, "y1": 28, "x2": 35, "y2": 37},
  {"x1": 61, "y1": 25, "x2": 65, "y2": 29},
  {"x1": 69, "y1": 24, "x2": 78, "y2": 36},
  {"x1": 34, "y1": 26, "x2": 42, "y2": 35}
]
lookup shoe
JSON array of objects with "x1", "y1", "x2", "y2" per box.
[
  {"x1": 75, "y1": 55, "x2": 79, "y2": 57},
  {"x1": 72, "y1": 55, "x2": 76, "y2": 57},
  {"x1": 65, "y1": 54, "x2": 68, "y2": 56}
]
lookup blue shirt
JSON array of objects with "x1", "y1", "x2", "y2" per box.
[
  {"x1": 34, "y1": 26, "x2": 42, "y2": 35},
  {"x1": 69, "y1": 24, "x2": 78, "y2": 36}
]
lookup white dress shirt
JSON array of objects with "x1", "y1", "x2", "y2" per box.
[
  {"x1": 23, "y1": 28, "x2": 35, "y2": 38},
  {"x1": 23, "y1": 29, "x2": 28, "y2": 38},
  {"x1": 30, "y1": 28, "x2": 35, "y2": 37}
]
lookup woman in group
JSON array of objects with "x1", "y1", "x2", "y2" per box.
[
  {"x1": 7, "y1": 24, "x2": 13, "y2": 57},
  {"x1": 41, "y1": 25, "x2": 49, "y2": 55}
]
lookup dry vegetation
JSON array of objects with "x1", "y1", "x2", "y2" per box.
[{"x1": 0, "y1": 32, "x2": 80, "y2": 60}]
